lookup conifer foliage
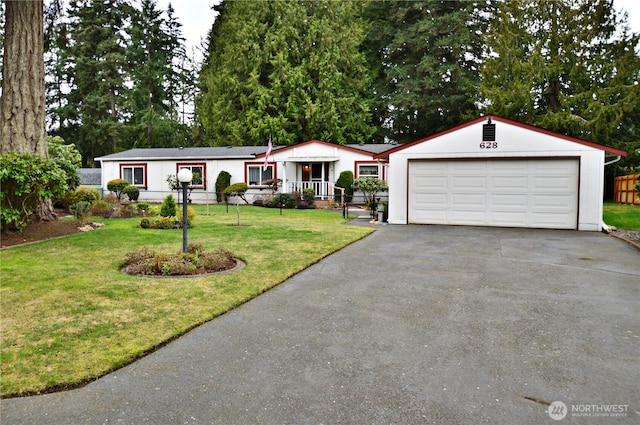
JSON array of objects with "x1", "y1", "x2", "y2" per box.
[
  {"x1": 196, "y1": 0, "x2": 375, "y2": 146},
  {"x1": 480, "y1": 0, "x2": 640, "y2": 167}
]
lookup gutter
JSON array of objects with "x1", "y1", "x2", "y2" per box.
[{"x1": 601, "y1": 155, "x2": 622, "y2": 232}]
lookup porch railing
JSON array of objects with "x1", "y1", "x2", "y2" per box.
[{"x1": 286, "y1": 181, "x2": 331, "y2": 200}]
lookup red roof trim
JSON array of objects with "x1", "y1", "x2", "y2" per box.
[
  {"x1": 374, "y1": 115, "x2": 627, "y2": 158},
  {"x1": 254, "y1": 140, "x2": 379, "y2": 158}
]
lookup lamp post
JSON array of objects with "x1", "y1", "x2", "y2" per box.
[{"x1": 177, "y1": 168, "x2": 193, "y2": 253}]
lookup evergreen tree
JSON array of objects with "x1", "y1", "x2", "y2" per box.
[
  {"x1": 44, "y1": 0, "x2": 68, "y2": 132},
  {"x1": 363, "y1": 0, "x2": 490, "y2": 143},
  {"x1": 196, "y1": 0, "x2": 375, "y2": 146},
  {"x1": 126, "y1": 0, "x2": 172, "y2": 148},
  {"x1": 480, "y1": 0, "x2": 640, "y2": 164},
  {"x1": 60, "y1": 0, "x2": 131, "y2": 166}
]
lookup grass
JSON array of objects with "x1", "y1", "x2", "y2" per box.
[
  {"x1": 603, "y1": 201, "x2": 640, "y2": 229},
  {"x1": 0, "y1": 205, "x2": 373, "y2": 397}
]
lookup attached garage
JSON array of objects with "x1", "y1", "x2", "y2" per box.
[
  {"x1": 381, "y1": 116, "x2": 626, "y2": 231},
  {"x1": 409, "y1": 158, "x2": 579, "y2": 229}
]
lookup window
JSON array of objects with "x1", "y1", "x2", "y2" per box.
[
  {"x1": 176, "y1": 163, "x2": 205, "y2": 189},
  {"x1": 121, "y1": 164, "x2": 147, "y2": 188},
  {"x1": 246, "y1": 164, "x2": 274, "y2": 186},
  {"x1": 357, "y1": 164, "x2": 379, "y2": 179}
]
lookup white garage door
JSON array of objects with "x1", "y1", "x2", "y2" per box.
[{"x1": 409, "y1": 159, "x2": 579, "y2": 229}]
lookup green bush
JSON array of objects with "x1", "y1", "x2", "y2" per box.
[
  {"x1": 178, "y1": 206, "x2": 196, "y2": 228},
  {"x1": 63, "y1": 186, "x2": 101, "y2": 208},
  {"x1": 224, "y1": 182, "x2": 249, "y2": 204},
  {"x1": 122, "y1": 185, "x2": 140, "y2": 202},
  {"x1": 69, "y1": 201, "x2": 93, "y2": 225},
  {"x1": 0, "y1": 152, "x2": 68, "y2": 232},
  {"x1": 107, "y1": 179, "x2": 130, "y2": 201},
  {"x1": 136, "y1": 202, "x2": 150, "y2": 214},
  {"x1": 140, "y1": 218, "x2": 151, "y2": 229},
  {"x1": 265, "y1": 193, "x2": 297, "y2": 208},
  {"x1": 160, "y1": 194, "x2": 177, "y2": 217},
  {"x1": 215, "y1": 171, "x2": 231, "y2": 203},
  {"x1": 302, "y1": 188, "x2": 316, "y2": 205},
  {"x1": 155, "y1": 216, "x2": 175, "y2": 229},
  {"x1": 335, "y1": 170, "x2": 354, "y2": 203}
]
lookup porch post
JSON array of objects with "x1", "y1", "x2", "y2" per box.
[
  {"x1": 321, "y1": 162, "x2": 326, "y2": 199},
  {"x1": 281, "y1": 161, "x2": 287, "y2": 194}
]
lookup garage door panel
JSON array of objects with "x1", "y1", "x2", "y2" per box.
[
  {"x1": 491, "y1": 176, "x2": 528, "y2": 191},
  {"x1": 409, "y1": 159, "x2": 578, "y2": 229},
  {"x1": 451, "y1": 176, "x2": 486, "y2": 190},
  {"x1": 451, "y1": 193, "x2": 486, "y2": 208},
  {"x1": 490, "y1": 194, "x2": 528, "y2": 208}
]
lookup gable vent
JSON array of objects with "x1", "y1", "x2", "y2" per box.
[{"x1": 482, "y1": 123, "x2": 496, "y2": 142}]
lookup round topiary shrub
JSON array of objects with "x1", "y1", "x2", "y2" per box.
[
  {"x1": 140, "y1": 218, "x2": 151, "y2": 229},
  {"x1": 122, "y1": 185, "x2": 140, "y2": 202},
  {"x1": 107, "y1": 179, "x2": 130, "y2": 201}
]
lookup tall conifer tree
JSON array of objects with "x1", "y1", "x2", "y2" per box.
[
  {"x1": 196, "y1": 0, "x2": 375, "y2": 146},
  {"x1": 480, "y1": 0, "x2": 640, "y2": 157}
]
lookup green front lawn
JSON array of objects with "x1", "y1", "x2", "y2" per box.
[
  {"x1": 603, "y1": 201, "x2": 640, "y2": 229},
  {"x1": 0, "y1": 205, "x2": 373, "y2": 397}
]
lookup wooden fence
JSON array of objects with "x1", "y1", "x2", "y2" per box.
[{"x1": 613, "y1": 174, "x2": 640, "y2": 205}]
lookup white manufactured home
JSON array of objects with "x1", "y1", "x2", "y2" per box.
[{"x1": 95, "y1": 140, "x2": 393, "y2": 204}]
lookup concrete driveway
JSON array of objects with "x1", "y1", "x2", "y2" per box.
[{"x1": 2, "y1": 225, "x2": 639, "y2": 424}]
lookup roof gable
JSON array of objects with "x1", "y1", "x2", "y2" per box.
[
  {"x1": 255, "y1": 140, "x2": 395, "y2": 158},
  {"x1": 375, "y1": 116, "x2": 627, "y2": 158}
]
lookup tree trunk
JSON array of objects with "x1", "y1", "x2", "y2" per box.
[{"x1": 1, "y1": 0, "x2": 56, "y2": 221}]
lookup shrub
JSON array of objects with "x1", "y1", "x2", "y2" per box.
[
  {"x1": 215, "y1": 171, "x2": 231, "y2": 203},
  {"x1": 335, "y1": 170, "x2": 354, "y2": 203},
  {"x1": 0, "y1": 152, "x2": 68, "y2": 232},
  {"x1": 136, "y1": 202, "x2": 150, "y2": 215},
  {"x1": 224, "y1": 182, "x2": 249, "y2": 203},
  {"x1": 297, "y1": 201, "x2": 312, "y2": 209},
  {"x1": 122, "y1": 185, "x2": 140, "y2": 202},
  {"x1": 107, "y1": 179, "x2": 130, "y2": 201},
  {"x1": 178, "y1": 206, "x2": 196, "y2": 228},
  {"x1": 69, "y1": 201, "x2": 93, "y2": 225},
  {"x1": 352, "y1": 177, "x2": 388, "y2": 209},
  {"x1": 63, "y1": 186, "x2": 101, "y2": 208},
  {"x1": 91, "y1": 199, "x2": 110, "y2": 217},
  {"x1": 102, "y1": 193, "x2": 119, "y2": 206},
  {"x1": 147, "y1": 205, "x2": 160, "y2": 216},
  {"x1": 265, "y1": 193, "x2": 297, "y2": 208},
  {"x1": 122, "y1": 246, "x2": 236, "y2": 276},
  {"x1": 140, "y1": 218, "x2": 151, "y2": 229},
  {"x1": 160, "y1": 194, "x2": 177, "y2": 217},
  {"x1": 302, "y1": 188, "x2": 316, "y2": 206},
  {"x1": 155, "y1": 216, "x2": 175, "y2": 229}
]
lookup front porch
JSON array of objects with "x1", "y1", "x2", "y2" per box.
[{"x1": 285, "y1": 181, "x2": 333, "y2": 200}]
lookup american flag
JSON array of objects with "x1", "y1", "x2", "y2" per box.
[{"x1": 263, "y1": 137, "x2": 272, "y2": 171}]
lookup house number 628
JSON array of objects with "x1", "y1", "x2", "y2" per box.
[{"x1": 479, "y1": 142, "x2": 498, "y2": 149}]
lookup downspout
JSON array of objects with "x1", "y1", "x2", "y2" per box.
[{"x1": 602, "y1": 155, "x2": 622, "y2": 233}]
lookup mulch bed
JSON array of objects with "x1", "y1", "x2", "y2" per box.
[{"x1": 1, "y1": 218, "x2": 80, "y2": 248}]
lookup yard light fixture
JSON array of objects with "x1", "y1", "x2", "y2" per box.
[{"x1": 177, "y1": 168, "x2": 193, "y2": 253}]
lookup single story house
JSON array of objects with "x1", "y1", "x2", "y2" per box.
[
  {"x1": 95, "y1": 140, "x2": 394, "y2": 204},
  {"x1": 376, "y1": 115, "x2": 627, "y2": 231}
]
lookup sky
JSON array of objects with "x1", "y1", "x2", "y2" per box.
[{"x1": 157, "y1": 0, "x2": 640, "y2": 57}]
